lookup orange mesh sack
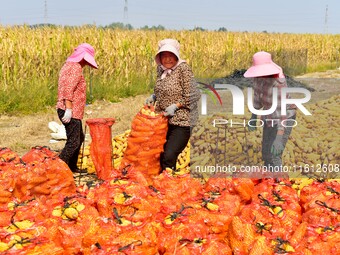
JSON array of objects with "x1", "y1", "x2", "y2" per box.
[
  {"x1": 0, "y1": 147, "x2": 21, "y2": 164},
  {"x1": 14, "y1": 158, "x2": 76, "y2": 200},
  {"x1": 21, "y1": 146, "x2": 59, "y2": 163},
  {"x1": 120, "y1": 106, "x2": 168, "y2": 181},
  {"x1": 0, "y1": 162, "x2": 21, "y2": 206},
  {"x1": 86, "y1": 118, "x2": 115, "y2": 180}
]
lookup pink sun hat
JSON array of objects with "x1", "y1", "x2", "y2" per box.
[
  {"x1": 66, "y1": 43, "x2": 98, "y2": 69},
  {"x1": 244, "y1": 51, "x2": 282, "y2": 78},
  {"x1": 155, "y1": 38, "x2": 182, "y2": 65}
]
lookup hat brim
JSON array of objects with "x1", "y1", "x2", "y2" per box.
[
  {"x1": 244, "y1": 63, "x2": 281, "y2": 78},
  {"x1": 84, "y1": 52, "x2": 98, "y2": 69},
  {"x1": 67, "y1": 52, "x2": 98, "y2": 69},
  {"x1": 155, "y1": 44, "x2": 180, "y2": 65}
]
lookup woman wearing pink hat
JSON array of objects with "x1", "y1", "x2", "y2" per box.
[
  {"x1": 56, "y1": 43, "x2": 98, "y2": 173},
  {"x1": 244, "y1": 51, "x2": 296, "y2": 172},
  {"x1": 146, "y1": 38, "x2": 201, "y2": 172}
]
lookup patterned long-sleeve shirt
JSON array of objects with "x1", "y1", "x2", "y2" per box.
[
  {"x1": 252, "y1": 77, "x2": 296, "y2": 130},
  {"x1": 154, "y1": 62, "x2": 201, "y2": 127},
  {"x1": 56, "y1": 62, "x2": 86, "y2": 120}
]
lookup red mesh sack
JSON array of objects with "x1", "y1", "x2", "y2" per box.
[
  {"x1": 0, "y1": 147, "x2": 21, "y2": 164},
  {"x1": 151, "y1": 171, "x2": 203, "y2": 206},
  {"x1": 300, "y1": 180, "x2": 340, "y2": 211},
  {"x1": 0, "y1": 162, "x2": 25, "y2": 206},
  {"x1": 21, "y1": 146, "x2": 59, "y2": 163},
  {"x1": 44, "y1": 195, "x2": 99, "y2": 252},
  {"x1": 22, "y1": 243, "x2": 64, "y2": 255},
  {"x1": 120, "y1": 107, "x2": 168, "y2": 183},
  {"x1": 86, "y1": 118, "x2": 115, "y2": 180},
  {"x1": 163, "y1": 236, "x2": 232, "y2": 255},
  {"x1": 231, "y1": 178, "x2": 255, "y2": 203},
  {"x1": 14, "y1": 158, "x2": 76, "y2": 201}
]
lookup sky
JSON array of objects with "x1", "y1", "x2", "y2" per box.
[{"x1": 0, "y1": 0, "x2": 339, "y2": 34}]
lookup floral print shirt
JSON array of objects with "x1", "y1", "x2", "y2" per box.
[{"x1": 56, "y1": 62, "x2": 86, "y2": 120}]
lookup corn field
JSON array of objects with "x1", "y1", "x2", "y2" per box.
[{"x1": 0, "y1": 25, "x2": 340, "y2": 114}]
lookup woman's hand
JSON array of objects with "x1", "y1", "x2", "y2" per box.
[
  {"x1": 271, "y1": 134, "x2": 284, "y2": 156},
  {"x1": 164, "y1": 104, "x2": 178, "y2": 116},
  {"x1": 145, "y1": 94, "x2": 156, "y2": 105},
  {"x1": 62, "y1": 109, "x2": 72, "y2": 123}
]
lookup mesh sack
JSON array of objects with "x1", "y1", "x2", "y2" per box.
[
  {"x1": 21, "y1": 146, "x2": 59, "y2": 163},
  {"x1": 86, "y1": 118, "x2": 115, "y2": 180},
  {"x1": 120, "y1": 107, "x2": 168, "y2": 183}
]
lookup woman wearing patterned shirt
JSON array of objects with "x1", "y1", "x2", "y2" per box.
[
  {"x1": 244, "y1": 51, "x2": 296, "y2": 170},
  {"x1": 56, "y1": 43, "x2": 98, "y2": 173},
  {"x1": 146, "y1": 38, "x2": 201, "y2": 171}
]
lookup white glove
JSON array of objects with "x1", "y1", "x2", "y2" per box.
[
  {"x1": 62, "y1": 108, "x2": 72, "y2": 123},
  {"x1": 248, "y1": 113, "x2": 257, "y2": 132},
  {"x1": 145, "y1": 94, "x2": 156, "y2": 105},
  {"x1": 271, "y1": 134, "x2": 284, "y2": 156},
  {"x1": 164, "y1": 104, "x2": 178, "y2": 116}
]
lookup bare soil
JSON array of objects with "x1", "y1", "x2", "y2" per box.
[
  {"x1": 0, "y1": 94, "x2": 147, "y2": 156},
  {"x1": 1, "y1": 69, "x2": 340, "y2": 157}
]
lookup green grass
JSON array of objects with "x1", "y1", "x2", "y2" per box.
[
  {"x1": 0, "y1": 71, "x2": 153, "y2": 115},
  {"x1": 306, "y1": 62, "x2": 340, "y2": 73},
  {"x1": 89, "y1": 75, "x2": 153, "y2": 103}
]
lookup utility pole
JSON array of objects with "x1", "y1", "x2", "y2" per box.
[
  {"x1": 124, "y1": 0, "x2": 128, "y2": 25},
  {"x1": 324, "y1": 4, "x2": 328, "y2": 34},
  {"x1": 44, "y1": 0, "x2": 48, "y2": 24}
]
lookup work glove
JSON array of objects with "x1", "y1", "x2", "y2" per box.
[
  {"x1": 62, "y1": 108, "x2": 72, "y2": 123},
  {"x1": 248, "y1": 113, "x2": 257, "y2": 132},
  {"x1": 145, "y1": 94, "x2": 156, "y2": 105},
  {"x1": 271, "y1": 134, "x2": 284, "y2": 156},
  {"x1": 164, "y1": 104, "x2": 178, "y2": 116}
]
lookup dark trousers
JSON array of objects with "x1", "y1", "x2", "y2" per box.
[
  {"x1": 161, "y1": 124, "x2": 191, "y2": 170},
  {"x1": 57, "y1": 109, "x2": 84, "y2": 171}
]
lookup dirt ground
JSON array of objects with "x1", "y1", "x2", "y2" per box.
[
  {"x1": 1, "y1": 69, "x2": 340, "y2": 157},
  {"x1": 0, "y1": 94, "x2": 147, "y2": 156}
]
